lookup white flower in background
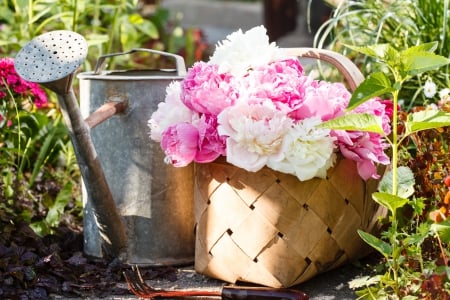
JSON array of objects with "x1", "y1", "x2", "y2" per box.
[
  {"x1": 209, "y1": 25, "x2": 284, "y2": 77},
  {"x1": 423, "y1": 78, "x2": 437, "y2": 98},
  {"x1": 268, "y1": 117, "x2": 336, "y2": 181},
  {"x1": 148, "y1": 81, "x2": 198, "y2": 142},
  {"x1": 439, "y1": 88, "x2": 449, "y2": 101}
]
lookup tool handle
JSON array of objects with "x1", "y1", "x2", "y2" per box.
[{"x1": 221, "y1": 286, "x2": 309, "y2": 300}]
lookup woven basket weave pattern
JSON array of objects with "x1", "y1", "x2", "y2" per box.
[{"x1": 194, "y1": 157, "x2": 384, "y2": 287}]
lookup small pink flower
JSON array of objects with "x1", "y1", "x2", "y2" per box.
[
  {"x1": 161, "y1": 123, "x2": 199, "y2": 167},
  {"x1": 0, "y1": 57, "x2": 48, "y2": 108}
]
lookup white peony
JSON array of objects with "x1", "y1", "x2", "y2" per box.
[
  {"x1": 209, "y1": 25, "x2": 284, "y2": 77},
  {"x1": 148, "y1": 81, "x2": 198, "y2": 141},
  {"x1": 217, "y1": 101, "x2": 292, "y2": 172},
  {"x1": 268, "y1": 117, "x2": 336, "y2": 181}
]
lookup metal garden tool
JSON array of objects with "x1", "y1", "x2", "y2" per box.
[
  {"x1": 123, "y1": 266, "x2": 309, "y2": 300},
  {"x1": 14, "y1": 30, "x2": 128, "y2": 257}
]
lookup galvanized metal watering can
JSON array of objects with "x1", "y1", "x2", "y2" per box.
[{"x1": 14, "y1": 31, "x2": 195, "y2": 265}]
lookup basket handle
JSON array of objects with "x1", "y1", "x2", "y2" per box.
[{"x1": 282, "y1": 48, "x2": 364, "y2": 92}]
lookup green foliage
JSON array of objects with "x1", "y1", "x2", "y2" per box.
[
  {"x1": 316, "y1": 0, "x2": 450, "y2": 109},
  {"x1": 0, "y1": 0, "x2": 158, "y2": 69},
  {"x1": 330, "y1": 43, "x2": 450, "y2": 298}
]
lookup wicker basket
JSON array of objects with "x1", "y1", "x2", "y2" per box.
[{"x1": 193, "y1": 48, "x2": 387, "y2": 288}]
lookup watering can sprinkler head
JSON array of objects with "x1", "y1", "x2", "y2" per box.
[{"x1": 14, "y1": 30, "x2": 88, "y2": 95}]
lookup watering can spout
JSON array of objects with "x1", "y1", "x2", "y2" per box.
[
  {"x1": 14, "y1": 30, "x2": 128, "y2": 258},
  {"x1": 41, "y1": 74, "x2": 74, "y2": 95}
]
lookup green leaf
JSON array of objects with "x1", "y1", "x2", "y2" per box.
[
  {"x1": 378, "y1": 167, "x2": 415, "y2": 198},
  {"x1": 430, "y1": 221, "x2": 450, "y2": 243},
  {"x1": 319, "y1": 113, "x2": 385, "y2": 134},
  {"x1": 349, "y1": 275, "x2": 381, "y2": 289},
  {"x1": 358, "y1": 230, "x2": 392, "y2": 257},
  {"x1": 345, "y1": 43, "x2": 392, "y2": 60},
  {"x1": 45, "y1": 182, "x2": 73, "y2": 228},
  {"x1": 135, "y1": 19, "x2": 159, "y2": 39},
  {"x1": 405, "y1": 110, "x2": 450, "y2": 135},
  {"x1": 401, "y1": 52, "x2": 450, "y2": 76},
  {"x1": 372, "y1": 192, "x2": 409, "y2": 214},
  {"x1": 347, "y1": 72, "x2": 394, "y2": 110},
  {"x1": 401, "y1": 42, "x2": 439, "y2": 55}
]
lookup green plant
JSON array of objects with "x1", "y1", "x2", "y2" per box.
[
  {"x1": 316, "y1": 0, "x2": 449, "y2": 110},
  {"x1": 323, "y1": 43, "x2": 450, "y2": 298}
]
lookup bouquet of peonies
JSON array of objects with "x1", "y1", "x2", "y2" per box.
[{"x1": 148, "y1": 26, "x2": 392, "y2": 181}]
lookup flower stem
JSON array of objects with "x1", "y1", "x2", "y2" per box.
[{"x1": 391, "y1": 89, "x2": 400, "y2": 196}]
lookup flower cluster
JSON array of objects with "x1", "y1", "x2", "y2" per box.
[
  {"x1": 0, "y1": 57, "x2": 48, "y2": 126},
  {"x1": 149, "y1": 26, "x2": 392, "y2": 181}
]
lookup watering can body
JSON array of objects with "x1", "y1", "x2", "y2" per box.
[{"x1": 78, "y1": 50, "x2": 194, "y2": 265}]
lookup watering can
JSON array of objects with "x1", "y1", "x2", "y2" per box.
[{"x1": 14, "y1": 31, "x2": 195, "y2": 265}]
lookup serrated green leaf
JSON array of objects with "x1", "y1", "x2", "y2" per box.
[
  {"x1": 401, "y1": 42, "x2": 439, "y2": 55},
  {"x1": 347, "y1": 72, "x2": 394, "y2": 110},
  {"x1": 358, "y1": 230, "x2": 392, "y2": 257},
  {"x1": 318, "y1": 113, "x2": 384, "y2": 134},
  {"x1": 378, "y1": 167, "x2": 415, "y2": 198},
  {"x1": 372, "y1": 192, "x2": 409, "y2": 213},
  {"x1": 401, "y1": 52, "x2": 450, "y2": 76},
  {"x1": 405, "y1": 110, "x2": 450, "y2": 134},
  {"x1": 345, "y1": 43, "x2": 392, "y2": 60}
]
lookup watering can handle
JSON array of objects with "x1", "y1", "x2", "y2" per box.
[{"x1": 94, "y1": 48, "x2": 187, "y2": 76}]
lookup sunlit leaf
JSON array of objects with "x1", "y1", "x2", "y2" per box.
[
  {"x1": 405, "y1": 110, "x2": 450, "y2": 134},
  {"x1": 349, "y1": 275, "x2": 381, "y2": 289},
  {"x1": 372, "y1": 192, "x2": 409, "y2": 213},
  {"x1": 401, "y1": 52, "x2": 450, "y2": 76},
  {"x1": 319, "y1": 113, "x2": 384, "y2": 134},
  {"x1": 347, "y1": 72, "x2": 394, "y2": 110},
  {"x1": 401, "y1": 42, "x2": 438, "y2": 55},
  {"x1": 345, "y1": 44, "x2": 392, "y2": 60}
]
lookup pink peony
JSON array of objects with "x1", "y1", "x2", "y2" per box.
[
  {"x1": 182, "y1": 61, "x2": 239, "y2": 115},
  {"x1": 161, "y1": 123, "x2": 199, "y2": 167},
  {"x1": 241, "y1": 59, "x2": 305, "y2": 113},
  {"x1": 149, "y1": 81, "x2": 197, "y2": 142},
  {"x1": 194, "y1": 114, "x2": 226, "y2": 163},
  {"x1": 148, "y1": 26, "x2": 392, "y2": 182},
  {"x1": 290, "y1": 80, "x2": 350, "y2": 121},
  {"x1": 334, "y1": 129, "x2": 390, "y2": 180}
]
